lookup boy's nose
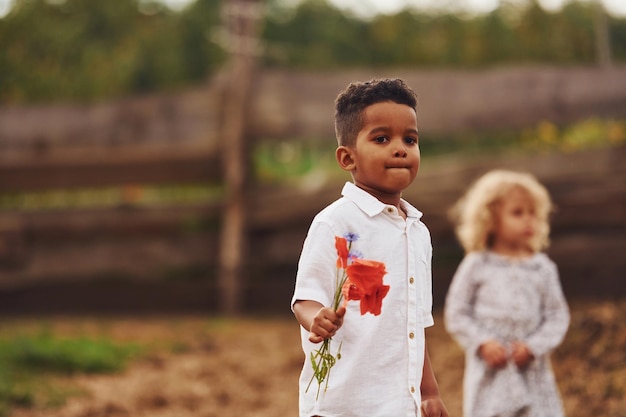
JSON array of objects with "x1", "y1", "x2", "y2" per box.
[{"x1": 393, "y1": 146, "x2": 408, "y2": 157}]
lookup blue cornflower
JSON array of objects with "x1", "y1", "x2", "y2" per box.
[
  {"x1": 343, "y1": 232, "x2": 359, "y2": 242},
  {"x1": 349, "y1": 250, "x2": 363, "y2": 260}
]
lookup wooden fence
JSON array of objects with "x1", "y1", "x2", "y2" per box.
[
  {"x1": 1, "y1": 67, "x2": 625, "y2": 314},
  {"x1": 0, "y1": 145, "x2": 623, "y2": 314}
]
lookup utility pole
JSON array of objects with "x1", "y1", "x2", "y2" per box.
[
  {"x1": 217, "y1": 0, "x2": 263, "y2": 315},
  {"x1": 594, "y1": 2, "x2": 612, "y2": 68}
]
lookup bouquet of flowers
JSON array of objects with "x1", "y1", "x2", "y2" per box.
[{"x1": 307, "y1": 232, "x2": 390, "y2": 399}]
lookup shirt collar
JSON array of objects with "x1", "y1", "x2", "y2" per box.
[
  {"x1": 484, "y1": 251, "x2": 544, "y2": 270},
  {"x1": 341, "y1": 182, "x2": 423, "y2": 219}
]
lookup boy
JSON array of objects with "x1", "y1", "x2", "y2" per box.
[{"x1": 291, "y1": 78, "x2": 449, "y2": 417}]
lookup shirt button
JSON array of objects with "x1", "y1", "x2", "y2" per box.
[
  {"x1": 409, "y1": 332, "x2": 415, "y2": 339},
  {"x1": 409, "y1": 277, "x2": 414, "y2": 284},
  {"x1": 411, "y1": 386, "x2": 416, "y2": 393},
  {"x1": 386, "y1": 207, "x2": 394, "y2": 214}
]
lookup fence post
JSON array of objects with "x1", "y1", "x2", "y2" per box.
[
  {"x1": 594, "y1": 3, "x2": 612, "y2": 68},
  {"x1": 217, "y1": 0, "x2": 263, "y2": 315}
]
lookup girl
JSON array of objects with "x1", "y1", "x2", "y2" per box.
[{"x1": 444, "y1": 170, "x2": 570, "y2": 417}]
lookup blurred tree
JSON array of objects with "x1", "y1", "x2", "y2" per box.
[
  {"x1": 476, "y1": 10, "x2": 517, "y2": 65},
  {"x1": 367, "y1": 11, "x2": 436, "y2": 66},
  {"x1": 559, "y1": 2, "x2": 597, "y2": 63},
  {"x1": 178, "y1": 0, "x2": 226, "y2": 80},
  {"x1": 0, "y1": 0, "x2": 226, "y2": 103},
  {"x1": 1, "y1": 0, "x2": 142, "y2": 101},
  {"x1": 516, "y1": 1, "x2": 558, "y2": 61},
  {"x1": 0, "y1": 0, "x2": 624, "y2": 104},
  {"x1": 610, "y1": 15, "x2": 626, "y2": 59},
  {"x1": 262, "y1": 0, "x2": 370, "y2": 68}
]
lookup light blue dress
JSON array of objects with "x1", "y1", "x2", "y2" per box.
[{"x1": 444, "y1": 251, "x2": 570, "y2": 417}]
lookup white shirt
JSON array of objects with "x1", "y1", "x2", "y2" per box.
[{"x1": 292, "y1": 182, "x2": 434, "y2": 417}]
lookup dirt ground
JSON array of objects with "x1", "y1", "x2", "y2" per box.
[{"x1": 8, "y1": 298, "x2": 626, "y2": 417}]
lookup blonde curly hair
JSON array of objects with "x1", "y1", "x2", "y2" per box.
[{"x1": 449, "y1": 169, "x2": 553, "y2": 254}]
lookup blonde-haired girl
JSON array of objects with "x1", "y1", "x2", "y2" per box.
[{"x1": 444, "y1": 170, "x2": 570, "y2": 417}]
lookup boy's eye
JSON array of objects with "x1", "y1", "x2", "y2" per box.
[
  {"x1": 404, "y1": 136, "x2": 418, "y2": 145},
  {"x1": 374, "y1": 136, "x2": 388, "y2": 143}
]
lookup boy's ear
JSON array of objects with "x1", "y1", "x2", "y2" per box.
[{"x1": 336, "y1": 146, "x2": 355, "y2": 171}]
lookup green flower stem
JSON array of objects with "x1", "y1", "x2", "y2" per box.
[{"x1": 307, "y1": 252, "x2": 351, "y2": 399}]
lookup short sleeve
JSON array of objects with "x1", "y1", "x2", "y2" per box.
[{"x1": 291, "y1": 221, "x2": 338, "y2": 310}]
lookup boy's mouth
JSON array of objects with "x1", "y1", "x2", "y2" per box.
[{"x1": 386, "y1": 165, "x2": 411, "y2": 169}]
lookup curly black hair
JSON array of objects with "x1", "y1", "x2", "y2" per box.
[{"x1": 334, "y1": 78, "x2": 418, "y2": 147}]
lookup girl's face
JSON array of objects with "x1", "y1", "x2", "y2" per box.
[
  {"x1": 336, "y1": 101, "x2": 420, "y2": 206},
  {"x1": 491, "y1": 187, "x2": 537, "y2": 256}
]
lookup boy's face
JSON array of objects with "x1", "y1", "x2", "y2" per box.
[{"x1": 337, "y1": 101, "x2": 420, "y2": 204}]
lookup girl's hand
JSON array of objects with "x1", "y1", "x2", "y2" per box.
[
  {"x1": 478, "y1": 340, "x2": 508, "y2": 369},
  {"x1": 421, "y1": 396, "x2": 450, "y2": 417},
  {"x1": 308, "y1": 306, "x2": 346, "y2": 343},
  {"x1": 511, "y1": 341, "x2": 534, "y2": 369}
]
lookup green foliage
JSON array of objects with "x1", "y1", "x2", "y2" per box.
[
  {"x1": 521, "y1": 118, "x2": 626, "y2": 152},
  {"x1": 0, "y1": 0, "x2": 625, "y2": 103},
  {"x1": 263, "y1": 0, "x2": 625, "y2": 68},
  {"x1": 611, "y1": 17, "x2": 626, "y2": 58},
  {"x1": 254, "y1": 140, "x2": 333, "y2": 179},
  {"x1": 263, "y1": 0, "x2": 371, "y2": 68},
  {"x1": 0, "y1": 0, "x2": 224, "y2": 103}
]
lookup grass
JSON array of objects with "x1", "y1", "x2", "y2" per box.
[
  {"x1": 0, "y1": 331, "x2": 141, "y2": 416},
  {"x1": 0, "y1": 299, "x2": 623, "y2": 416}
]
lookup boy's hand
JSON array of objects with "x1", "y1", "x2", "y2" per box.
[
  {"x1": 421, "y1": 396, "x2": 450, "y2": 417},
  {"x1": 478, "y1": 340, "x2": 508, "y2": 369},
  {"x1": 511, "y1": 341, "x2": 534, "y2": 369},
  {"x1": 308, "y1": 306, "x2": 346, "y2": 343}
]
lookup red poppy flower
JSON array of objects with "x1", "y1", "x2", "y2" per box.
[
  {"x1": 359, "y1": 284, "x2": 390, "y2": 316},
  {"x1": 361, "y1": 285, "x2": 390, "y2": 316},
  {"x1": 307, "y1": 235, "x2": 391, "y2": 398},
  {"x1": 341, "y1": 280, "x2": 362, "y2": 306},
  {"x1": 346, "y1": 259, "x2": 387, "y2": 296},
  {"x1": 335, "y1": 236, "x2": 349, "y2": 269}
]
